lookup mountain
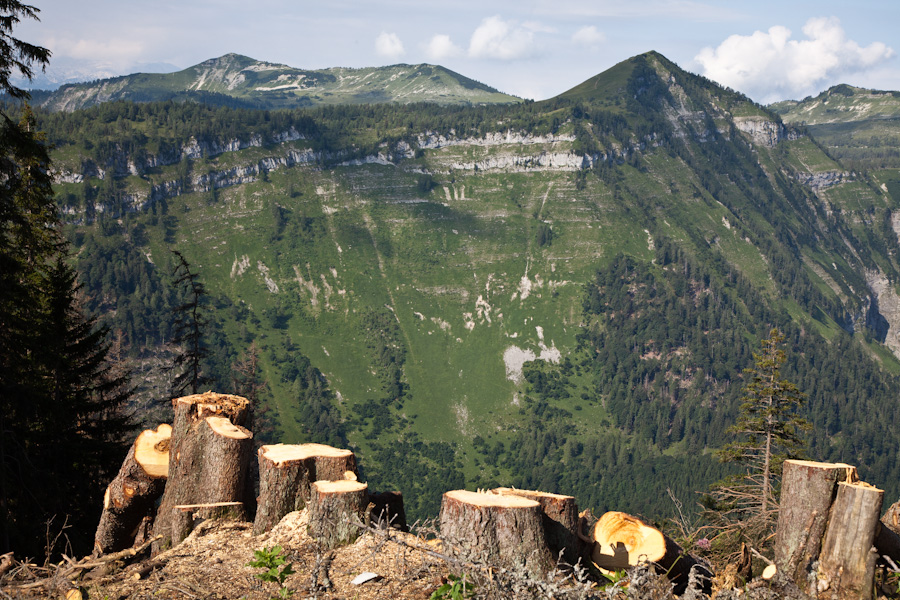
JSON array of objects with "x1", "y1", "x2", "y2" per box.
[
  {"x1": 31, "y1": 51, "x2": 900, "y2": 523},
  {"x1": 770, "y1": 84, "x2": 900, "y2": 176},
  {"x1": 34, "y1": 53, "x2": 520, "y2": 111}
]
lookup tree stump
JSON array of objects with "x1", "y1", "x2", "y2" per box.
[
  {"x1": 369, "y1": 491, "x2": 407, "y2": 532},
  {"x1": 876, "y1": 499, "x2": 900, "y2": 561},
  {"x1": 493, "y1": 487, "x2": 580, "y2": 564},
  {"x1": 93, "y1": 424, "x2": 172, "y2": 554},
  {"x1": 170, "y1": 391, "x2": 251, "y2": 451},
  {"x1": 307, "y1": 480, "x2": 369, "y2": 549},
  {"x1": 818, "y1": 481, "x2": 883, "y2": 599},
  {"x1": 153, "y1": 407, "x2": 253, "y2": 553},
  {"x1": 774, "y1": 459, "x2": 858, "y2": 586},
  {"x1": 171, "y1": 502, "x2": 247, "y2": 545},
  {"x1": 253, "y1": 443, "x2": 360, "y2": 534},
  {"x1": 591, "y1": 511, "x2": 710, "y2": 595},
  {"x1": 440, "y1": 490, "x2": 554, "y2": 578}
]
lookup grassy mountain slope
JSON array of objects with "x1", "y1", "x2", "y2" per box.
[
  {"x1": 36, "y1": 52, "x2": 900, "y2": 522},
  {"x1": 35, "y1": 53, "x2": 520, "y2": 112}
]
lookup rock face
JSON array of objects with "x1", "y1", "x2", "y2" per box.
[
  {"x1": 733, "y1": 116, "x2": 799, "y2": 148},
  {"x1": 865, "y1": 271, "x2": 900, "y2": 356}
]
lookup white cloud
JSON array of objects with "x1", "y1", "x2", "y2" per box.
[
  {"x1": 468, "y1": 16, "x2": 535, "y2": 61},
  {"x1": 375, "y1": 31, "x2": 405, "y2": 60},
  {"x1": 426, "y1": 34, "x2": 462, "y2": 61},
  {"x1": 695, "y1": 17, "x2": 895, "y2": 102},
  {"x1": 572, "y1": 26, "x2": 605, "y2": 48}
]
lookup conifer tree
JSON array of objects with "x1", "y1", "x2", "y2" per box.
[
  {"x1": 706, "y1": 328, "x2": 809, "y2": 545},
  {"x1": 170, "y1": 249, "x2": 208, "y2": 396}
]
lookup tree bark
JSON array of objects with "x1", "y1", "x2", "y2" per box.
[
  {"x1": 253, "y1": 443, "x2": 360, "y2": 534},
  {"x1": 171, "y1": 502, "x2": 246, "y2": 545},
  {"x1": 439, "y1": 489, "x2": 554, "y2": 578},
  {"x1": 369, "y1": 491, "x2": 407, "y2": 532},
  {"x1": 152, "y1": 410, "x2": 252, "y2": 553},
  {"x1": 818, "y1": 481, "x2": 883, "y2": 600},
  {"x1": 93, "y1": 424, "x2": 172, "y2": 555},
  {"x1": 493, "y1": 487, "x2": 580, "y2": 565},
  {"x1": 307, "y1": 480, "x2": 369, "y2": 550},
  {"x1": 773, "y1": 459, "x2": 857, "y2": 586},
  {"x1": 876, "y1": 499, "x2": 900, "y2": 561},
  {"x1": 591, "y1": 511, "x2": 710, "y2": 595}
]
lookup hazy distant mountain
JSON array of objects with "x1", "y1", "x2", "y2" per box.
[
  {"x1": 12, "y1": 57, "x2": 180, "y2": 91},
  {"x1": 36, "y1": 53, "x2": 520, "y2": 110},
  {"x1": 770, "y1": 84, "x2": 900, "y2": 171}
]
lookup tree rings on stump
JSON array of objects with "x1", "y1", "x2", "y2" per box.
[
  {"x1": 94, "y1": 424, "x2": 172, "y2": 554},
  {"x1": 493, "y1": 487, "x2": 580, "y2": 564},
  {"x1": 253, "y1": 443, "x2": 360, "y2": 534},
  {"x1": 440, "y1": 490, "x2": 554, "y2": 577}
]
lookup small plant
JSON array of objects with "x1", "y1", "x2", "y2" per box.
[
  {"x1": 247, "y1": 545, "x2": 295, "y2": 599},
  {"x1": 429, "y1": 573, "x2": 475, "y2": 600}
]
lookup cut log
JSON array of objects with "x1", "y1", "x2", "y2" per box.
[
  {"x1": 493, "y1": 487, "x2": 580, "y2": 564},
  {"x1": 152, "y1": 409, "x2": 253, "y2": 553},
  {"x1": 818, "y1": 481, "x2": 883, "y2": 600},
  {"x1": 170, "y1": 391, "x2": 251, "y2": 453},
  {"x1": 440, "y1": 489, "x2": 554, "y2": 577},
  {"x1": 774, "y1": 459, "x2": 857, "y2": 586},
  {"x1": 308, "y1": 480, "x2": 369, "y2": 549},
  {"x1": 252, "y1": 443, "x2": 360, "y2": 534},
  {"x1": 93, "y1": 424, "x2": 172, "y2": 554},
  {"x1": 591, "y1": 511, "x2": 710, "y2": 595},
  {"x1": 369, "y1": 491, "x2": 408, "y2": 532},
  {"x1": 171, "y1": 502, "x2": 246, "y2": 545}
]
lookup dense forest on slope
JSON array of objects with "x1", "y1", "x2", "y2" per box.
[{"x1": 17, "y1": 52, "x2": 900, "y2": 525}]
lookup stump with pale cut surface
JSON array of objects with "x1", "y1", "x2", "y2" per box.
[
  {"x1": 591, "y1": 511, "x2": 709, "y2": 595},
  {"x1": 308, "y1": 480, "x2": 369, "y2": 549},
  {"x1": 253, "y1": 443, "x2": 360, "y2": 534},
  {"x1": 877, "y1": 498, "x2": 900, "y2": 562},
  {"x1": 440, "y1": 490, "x2": 554, "y2": 578},
  {"x1": 153, "y1": 396, "x2": 253, "y2": 553},
  {"x1": 94, "y1": 424, "x2": 171, "y2": 554},
  {"x1": 493, "y1": 487, "x2": 580, "y2": 564},
  {"x1": 774, "y1": 459, "x2": 858, "y2": 587},
  {"x1": 818, "y1": 481, "x2": 883, "y2": 600}
]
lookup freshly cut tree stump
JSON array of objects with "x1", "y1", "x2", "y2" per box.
[
  {"x1": 440, "y1": 490, "x2": 554, "y2": 577},
  {"x1": 876, "y1": 499, "x2": 900, "y2": 561},
  {"x1": 591, "y1": 511, "x2": 710, "y2": 595},
  {"x1": 818, "y1": 481, "x2": 883, "y2": 600},
  {"x1": 170, "y1": 392, "x2": 251, "y2": 451},
  {"x1": 369, "y1": 491, "x2": 408, "y2": 531},
  {"x1": 153, "y1": 410, "x2": 253, "y2": 553},
  {"x1": 171, "y1": 502, "x2": 246, "y2": 545},
  {"x1": 253, "y1": 443, "x2": 360, "y2": 534},
  {"x1": 774, "y1": 459, "x2": 857, "y2": 585},
  {"x1": 93, "y1": 424, "x2": 172, "y2": 554},
  {"x1": 493, "y1": 487, "x2": 580, "y2": 564},
  {"x1": 308, "y1": 480, "x2": 369, "y2": 549}
]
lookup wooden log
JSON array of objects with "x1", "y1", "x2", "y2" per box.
[
  {"x1": 369, "y1": 491, "x2": 407, "y2": 532},
  {"x1": 171, "y1": 502, "x2": 246, "y2": 545},
  {"x1": 818, "y1": 481, "x2": 883, "y2": 599},
  {"x1": 591, "y1": 511, "x2": 710, "y2": 595},
  {"x1": 253, "y1": 443, "x2": 360, "y2": 534},
  {"x1": 93, "y1": 424, "x2": 172, "y2": 554},
  {"x1": 440, "y1": 490, "x2": 554, "y2": 578},
  {"x1": 152, "y1": 411, "x2": 253, "y2": 553},
  {"x1": 774, "y1": 459, "x2": 857, "y2": 586},
  {"x1": 170, "y1": 392, "x2": 251, "y2": 453},
  {"x1": 493, "y1": 487, "x2": 579, "y2": 564},
  {"x1": 308, "y1": 480, "x2": 369, "y2": 549}
]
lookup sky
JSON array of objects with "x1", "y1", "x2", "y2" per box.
[{"x1": 13, "y1": 0, "x2": 900, "y2": 104}]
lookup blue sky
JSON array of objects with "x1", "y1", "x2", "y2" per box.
[{"x1": 15, "y1": 0, "x2": 900, "y2": 103}]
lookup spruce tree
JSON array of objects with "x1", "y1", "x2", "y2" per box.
[
  {"x1": 170, "y1": 249, "x2": 208, "y2": 396},
  {"x1": 706, "y1": 328, "x2": 809, "y2": 546}
]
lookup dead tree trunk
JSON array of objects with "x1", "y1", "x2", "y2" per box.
[
  {"x1": 93, "y1": 424, "x2": 172, "y2": 554},
  {"x1": 153, "y1": 401, "x2": 253, "y2": 553},
  {"x1": 253, "y1": 443, "x2": 360, "y2": 534},
  {"x1": 774, "y1": 460, "x2": 858, "y2": 587},
  {"x1": 818, "y1": 481, "x2": 883, "y2": 600},
  {"x1": 307, "y1": 480, "x2": 369, "y2": 549},
  {"x1": 493, "y1": 487, "x2": 580, "y2": 565},
  {"x1": 171, "y1": 502, "x2": 247, "y2": 545},
  {"x1": 440, "y1": 490, "x2": 554, "y2": 578},
  {"x1": 591, "y1": 511, "x2": 710, "y2": 595}
]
